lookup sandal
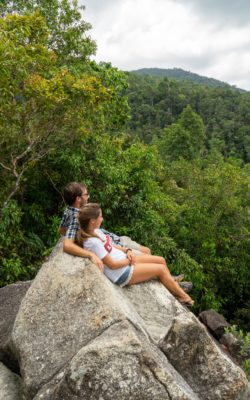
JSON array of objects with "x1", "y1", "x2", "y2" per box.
[
  {"x1": 179, "y1": 299, "x2": 194, "y2": 308},
  {"x1": 173, "y1": 274, "x2": 184, "y2": 282}
]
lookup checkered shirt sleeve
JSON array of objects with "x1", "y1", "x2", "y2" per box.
[
  {"x1": 101, "y1": 229, "x2": 121, "y2": 245},
  {"x1": 60, "y1": 207, "x2": 79, "y2": 239}
]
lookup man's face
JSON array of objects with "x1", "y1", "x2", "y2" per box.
[{"x1": 80, "y1": 188, "x2": 89, "y2": 206}]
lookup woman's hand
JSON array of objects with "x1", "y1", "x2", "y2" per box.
[
  {"x1": 90, "y1": 254, "x2": 104, "y2": 272},
  {"x1": 126, "y1": 249, "x2": 134, "y2": 264}
]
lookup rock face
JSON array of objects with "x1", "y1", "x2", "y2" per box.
[
  {"x1": 199, "y1": 309, "x2": 231, "y2": 339},
  {"x1": 160, "y1": 313, "x2": 247, "y2": 400},
  {"x1": 1, "y1": 243, "x2": 249, "y2": 399},
  {"x1": 0, "y1": 362, "x2": 21, "y2": 400},
  {"x1": 0, "y1": 280, "x2": 31, "y2": 372}
]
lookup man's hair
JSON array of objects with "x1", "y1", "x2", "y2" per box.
[{"x1": 63, "y1": 182, "x2": 86, "y2": 206}]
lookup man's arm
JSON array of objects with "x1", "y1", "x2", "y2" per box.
[{"x1": 63, "y1": 238, "x2": 104, "y2": 271}]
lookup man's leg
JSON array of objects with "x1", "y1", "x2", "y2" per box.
[{"x1": 120, "y1": 236, "x2": 151, "y2": 254}]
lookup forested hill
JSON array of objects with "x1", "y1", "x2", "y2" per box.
[
  {"x1": 131, "y1": 67, "x2": 238, "y2": 89},
  {"x1": 125, "y1": 72, "x2": 250, "y2": 163}
]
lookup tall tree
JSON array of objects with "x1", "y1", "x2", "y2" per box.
[
  {"x1": 0, "y1": 0, "x2": 96, "y2": 67},
  {"x1": 0, "y1": 12, "x2": 109, "y2": 207},
  {"x1": 158, "y1": 105, "x2": 205, "y2": 161}
]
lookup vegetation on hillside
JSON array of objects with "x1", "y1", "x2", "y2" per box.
[{"x1": 131, "y1": 67, "x2": 231, "y2": 88}]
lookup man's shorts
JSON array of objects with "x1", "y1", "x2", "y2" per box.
[{"x1": 119, "y1": 236, "x2": 140, "y2": 251}]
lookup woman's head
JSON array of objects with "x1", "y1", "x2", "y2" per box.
[{"x1": 78, "y1": 203, "x2": 102, "y2": 232}]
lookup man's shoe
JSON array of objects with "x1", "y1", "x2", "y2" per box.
[
  {"x1": 173, "y1": 274, "x2": 184, "y2": 282},
  {"x1": 179, "y1": 281, "x2": 193, "y2": 293}
]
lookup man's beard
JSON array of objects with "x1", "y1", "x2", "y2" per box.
[{"x1": 80, "y1": 198, "x2": 88, "y2": 207}]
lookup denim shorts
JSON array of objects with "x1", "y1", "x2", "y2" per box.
[{"x1": 115, "y1": 266, "x2": 134, "y2": 287}]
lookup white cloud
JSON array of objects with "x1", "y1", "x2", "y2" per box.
[{"x1": 81, "y1": 0, "x2": 250, "y2": 90}]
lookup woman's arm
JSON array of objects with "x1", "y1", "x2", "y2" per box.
[
  {"x1": 102, "y1": 253, "x2": 130, "y2": 270},
  {"x1": 113, "y1": 245, "x2": 134, "y2": 263},
  {"x1": 113, "y1": 244, "x2": 127, "y2": 252}
]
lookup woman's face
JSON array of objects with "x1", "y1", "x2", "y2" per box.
[{"x1": 91, "y1": 209, "x2": 103, "y2": 229}]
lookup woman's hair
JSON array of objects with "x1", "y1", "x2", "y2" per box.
[{"x1": 76, "y1": 203, "x2": 101, "y2": 247}]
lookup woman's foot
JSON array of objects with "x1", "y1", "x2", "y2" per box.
[
  {"x1": 178, "y1": 295, "x2": 194, "y2": 308},
  {"x1": 179, "y1": 299, "x2": 194, "y2": 308}
]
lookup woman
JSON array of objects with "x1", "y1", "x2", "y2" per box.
[{"x1": 77, "y1": 203, "x2": 194, "y2": 307}]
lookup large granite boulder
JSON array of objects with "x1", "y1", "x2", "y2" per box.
[
  {"x1": 33, "y1": 320, "x2": 199, "y2": 400},
  {"x1": 0, "y1": 280, "x2": 31, "y2": 372},
  {"x1": 0, "y1": 362, "x2": 21, "y2": 400},
  {"x1": 160, "y1": 313, "x2": 248, "y2": 400},
  {"x1": 4, "y1": 243, "x2": 249, "y2": 399}
]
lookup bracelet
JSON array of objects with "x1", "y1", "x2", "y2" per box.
[{"x1": 126, "y1": 248, "x2": 132, "y2": 253}]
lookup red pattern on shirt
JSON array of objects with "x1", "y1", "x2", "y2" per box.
[{"x1": 104, "y1": 234, "x2": 112, "y2": 253}]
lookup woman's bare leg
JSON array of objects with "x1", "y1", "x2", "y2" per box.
[
  {"x1": 134, "y1": 254, "x2": 166, "y2": 265},
  {"x1": 128, "y1": 263, "x2": 193, "y2": 303}
]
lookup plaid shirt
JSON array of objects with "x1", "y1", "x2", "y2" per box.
[
  {"x1": 60, "y1": 207, "x2": 122, "y2": 245},
  {"x1": 60, "y1": 207, "x2": 79, "y2": 239}
]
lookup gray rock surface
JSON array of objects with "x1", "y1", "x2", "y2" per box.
[
  {"x1": 199, "y1": 309, "x2": 231, "y2": 339},
  {"x1": 0, "y1": 280, "x2": 31, "y2": 372},
  {"x1": 0, "y1": 362, "x2": 21, "y2": 400},
  {"x1": 160, "y1": 312, "x2": 247, "y2": 400},
  {"x1": 6, "y1": 243, "x2": 249, "y2": 399},
  {"x1": 34, "y1": 321, "x2": 199, "y2": 400}
]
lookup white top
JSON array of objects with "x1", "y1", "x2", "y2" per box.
[{"x1": 83, "y1": 229, "x2": 129, "y2": 282}]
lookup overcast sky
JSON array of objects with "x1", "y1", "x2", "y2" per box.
[{"x1": 80, "y1": 0, "x2": 250, "y2": 90}]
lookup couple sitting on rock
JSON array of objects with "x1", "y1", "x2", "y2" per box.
[{"x1": 59, "y1": 182, "x2": 194, "y2": 307}]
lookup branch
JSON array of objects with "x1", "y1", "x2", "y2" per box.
[
  {"x1": 0, "y1": 162, "x2": 12, "y2": 171},
  {"x1": 11, "y1": 138, "x2": 38, "y2": 177},
  {"x1": 45, "y1": 171, "x2": 65, "y2": 205},
  {"x1": 1, "y1": 144, "x2": 48, "y2": 210},
  {"x1": 2, "y1": 168, "x2": 26, "y2": 208}
]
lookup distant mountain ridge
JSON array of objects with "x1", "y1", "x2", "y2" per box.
[{"x1": 130, "y1": 67, "x2": 235, "y2": 89}]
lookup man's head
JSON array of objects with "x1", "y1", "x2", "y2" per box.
[{"x1": 63, "y1": 182, "x2": 89, "y2": 207}]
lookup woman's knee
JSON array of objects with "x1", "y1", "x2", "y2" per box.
[
  {"x1": 157, "y1": 264, "x2": 168, "y2": 278},
  {"x1": 157, "y1": 256, "x2": 166, "y2": 265}
]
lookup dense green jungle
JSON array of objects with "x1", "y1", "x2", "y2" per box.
[{"x1": 0, "y1": 0, "x2": 249, "y2": 346}]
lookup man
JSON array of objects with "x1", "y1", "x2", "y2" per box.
[{"x1": 59, "y1": 182, "x2": 151, "y2": 270}]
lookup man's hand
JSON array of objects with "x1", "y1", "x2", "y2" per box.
[{"x1": 90, "y1": 254, "x2": 104, "y2": 272}]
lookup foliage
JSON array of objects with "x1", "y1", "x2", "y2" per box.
[
  {"x1": 0, "y1": 201, "x2": 42, "y2": 286},
  {"x1": 156, "y1": 105, "x2": 205, "y2": 161},
  {"x1": 126, "y1": 73, "x2": 250, "y2": 162},
  {"x1": 162, "y1": 158, "x2": 250, "y2": 324},
  {"x1": 0, "y1": 12, "x2": 114, "y2": 207},
  {"x1": 133, "y1": 67, "x2": 232, "y2": 89},
  {"x1": 225, "y1": 325, "x2": 250, "y2": 380},
  {"x1": 0, "y1": 0, "x2": 96, "y2": 67}
]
